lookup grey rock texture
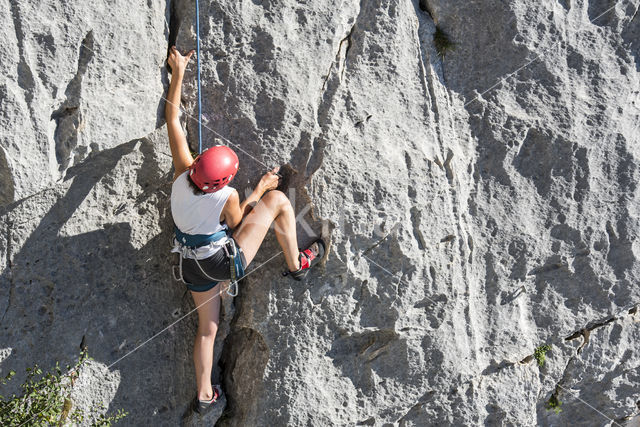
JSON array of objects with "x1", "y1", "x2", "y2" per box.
[
  {"x1": 0, "y1": 0, "x2": 167, "y2": 205},
  {"x1": 70, "y1": 359, "x2": 121, "y2": 423},
  {"x1": 1, "y1": 0, "x2": 640, "y2": 426}
]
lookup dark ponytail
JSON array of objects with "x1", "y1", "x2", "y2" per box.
[{"x1": 186, "y1": 173, "x2": 206, "y2": 195}]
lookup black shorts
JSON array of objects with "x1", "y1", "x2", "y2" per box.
[{"x1": 181, "y1": 239, "x2": 247, "y2": 292}]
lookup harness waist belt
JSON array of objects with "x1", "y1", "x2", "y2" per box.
[{"x1": 174, "y1": 226, "x2": 227, "y2": 248}]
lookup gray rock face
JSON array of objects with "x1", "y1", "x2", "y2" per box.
[
  {"x1": 0, "y1": 0, "x2": 167, "y2": 204},
  {"x1": 1, "y1": 0, "x2": 639, "y2": 426}
]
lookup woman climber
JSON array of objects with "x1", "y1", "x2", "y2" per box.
[{"x1": 165, "y1": 46, "x2": 325, "y2": 415}]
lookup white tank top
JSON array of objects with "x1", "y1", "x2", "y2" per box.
[{"x1": 171, "y1": 170, "x2": 234, "y2": 235}]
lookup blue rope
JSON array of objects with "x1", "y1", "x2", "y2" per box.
[{"x1": 196, "y1": 0, "x2": 203, "y2": 154}]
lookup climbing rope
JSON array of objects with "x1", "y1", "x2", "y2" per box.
[{"x1": 195, "y1": 0, "x2": 203, "y2": 154}]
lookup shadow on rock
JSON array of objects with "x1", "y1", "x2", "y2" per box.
[{"x1": 0, "y1": 137, "x2": 198, "y2": 424}]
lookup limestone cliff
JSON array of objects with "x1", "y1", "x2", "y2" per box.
[{"x1": 1, "y1": 0, "x2": 639, "y2": 425}]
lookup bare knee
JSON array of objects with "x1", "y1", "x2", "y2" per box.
[
  {"x1": 197, "y1": 322, "x2": 218, "y2": 339},
  {"x1": 263, "y1": 190, "x2": 292, "y2": 212}
]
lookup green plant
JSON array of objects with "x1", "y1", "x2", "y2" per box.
[
  {"x1": 0, "y1": 350, "x2": 127, "y2": 426},
  {"x1": 534, "y1": 344, "x2": 552, "y2": 367},
  {"x1": 546, "y1": 394, "x2": 562, "y2": 414},
  {"x1": 433, "y1": 26, "x2": 456, "y2": 58}
]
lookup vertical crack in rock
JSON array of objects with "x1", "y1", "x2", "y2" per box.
[
  {"x1": 167, "y1": 0, "x2": 180, "y2": 48},
  {"x1": 321, "y1": 22, "x2": 356, "y2": 92},
  {"x1": 166, "y1": 0, "x2": 183, "y2": 69},
  {"x1": 219, "y1": 327, "x2": 269, "y2": 425},
  {"x1": 306, "y1": 4, "x2": 365, "y2": 179},
  {"x1": 218, "y1": 182, "x2": 331, "y2": 425},
  {"x1": 339, "y1": 24, "x2": 356, "y2": 81},
  {"x1": 319, "y1": 0, "x2": 363, "y2": 92},
  {"x1": 321, "y1": 20, "x2": 354, "y2": 92},
  {"x1": 413, "y1": 4, "x2": 443, "y2": 153},
  {"x1": 51, "y1": 31, "x2": 95, "y2": 173}
]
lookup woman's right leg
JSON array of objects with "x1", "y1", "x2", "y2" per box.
[{"x1": 232, "y1": 190, "x2": 300, "y2": 271}]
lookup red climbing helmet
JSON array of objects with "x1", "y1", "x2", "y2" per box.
[{"x1": 189, "y1": 145, "x2": 239, "y2": 193}]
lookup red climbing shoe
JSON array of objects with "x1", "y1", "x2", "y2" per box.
[
  {"x1": 194, "y1": 385, "x2": 222, "y2": 415},
  {"x1": 284, "y1": 239, "x2": 325, "y2": 281}
]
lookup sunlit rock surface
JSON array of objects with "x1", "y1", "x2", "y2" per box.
[{"x1": 1, "y1": 0, "x2": 639, "y2": 425}]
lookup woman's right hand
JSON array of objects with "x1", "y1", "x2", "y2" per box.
[{"x1": 258, "y1": 167, "x2": 280, "y2": 193}]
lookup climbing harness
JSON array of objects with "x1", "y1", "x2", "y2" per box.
[
  {"x1": 175, "y1": 226, "x2": 227, "y2": 247},
  {"x1": 171, "y1": 226, "x2": 244, "y2": 296},
  {"x1": 196, "y1": 0, "x2": 203, "y2": 154}
]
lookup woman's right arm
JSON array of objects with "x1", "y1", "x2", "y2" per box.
[{"x1": 222, "y1": 168, "x2": 280, "y2": 228}]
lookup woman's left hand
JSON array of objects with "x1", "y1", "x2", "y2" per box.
[{"x1": 167, "y1": 46, "x2": 195, "y2": 73}]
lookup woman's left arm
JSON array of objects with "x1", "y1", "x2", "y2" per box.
[{"x1": 166, "y1": 46, "x2": 195, "y2": 181}]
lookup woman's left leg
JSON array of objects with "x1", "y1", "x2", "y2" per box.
[{"x1": 190, "y1": 283, "x2": 225, "y2": 401}]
